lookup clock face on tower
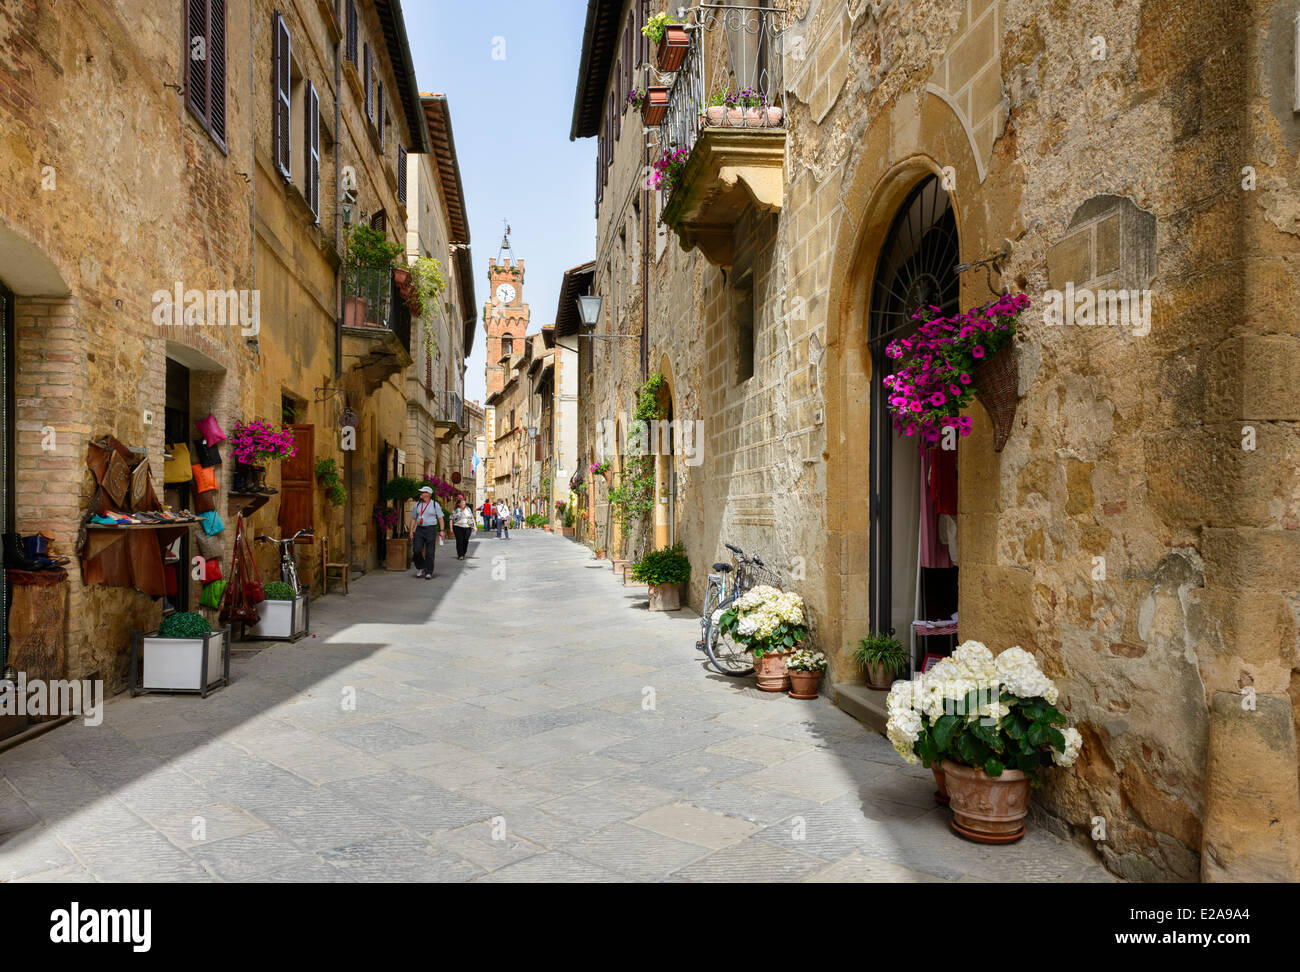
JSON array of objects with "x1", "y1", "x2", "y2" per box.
[{"x1": 494, "y1": 283, "x2": 516, "y2": 304}]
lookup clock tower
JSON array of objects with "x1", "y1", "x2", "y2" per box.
[{"x1": 484, "y1": 256, "x2": 529, "y2": 398}]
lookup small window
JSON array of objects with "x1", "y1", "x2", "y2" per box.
[
  {"x1": 370, "y1": 210, "x2": 386, "y2": 232},
  {"x1": 734, "y1": 271, "x2": 755, "y2": 383},
  {"x1": 185, "y1": 0, "x2": 228, "y2": 149},
  {"x1": 345, "y1": 0, "x2": 357, "y2": 64},
  {"x1": 501, "y1": 334, "x2": 513, "y2": 356}
]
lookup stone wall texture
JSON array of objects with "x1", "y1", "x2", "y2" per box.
[{"x1": 580, "y1": 0, "x2": 1300, "y2": 880}]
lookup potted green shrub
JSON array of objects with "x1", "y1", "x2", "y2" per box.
[
  {"x1": 629, "y1": 542, "x2": 690, "y2": 611},
  {"x1": 855, "y1": 631, "x2": 908, "y2": 689},
  {"x1": 246, "y1": 580, "x2": 309, "y2": 641},
  {"x1": 132, "y1": 612, "x2": 230, "y2": 697},
  {"x1": 381, "y1": 476, "x2": 424, "y2": 570},
  {"x1": 343, "y1": 224, "x2": 402, "y2": 327}
]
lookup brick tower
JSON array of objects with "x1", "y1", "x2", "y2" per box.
[{"x1": 484, "y1": 257, "x2": 529, "y2": 398}]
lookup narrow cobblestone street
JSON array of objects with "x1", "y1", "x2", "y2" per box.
[{"x1": 0, "y1": 532, "x2": 1107, "y2": 883}]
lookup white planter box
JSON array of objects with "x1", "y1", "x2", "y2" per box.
[
  {"x1": 245, "y1": 593, "x2": 309, "y2": 641},
  {"x1": 132, "y1": 626, "x2": 230, "y2": 697}
]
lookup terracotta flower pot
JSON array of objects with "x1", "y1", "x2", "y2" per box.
[
  {"x1": 343, "y1": 296, "x2": 368, "y2": 327},
  {"x1": 865, "y1": 659, "x2": 900, "y2": 690},
  {"x1": 725, "y1": 107, "x2": 745, "y2": 127},
  {"x1": 744, "y1": 107, "x2": 766, "y2": 126},
  {"x1": 656, "y1": 26, "x2": 689, "y2": 72},
  {"x1": 602, "y1": 468, "x2": 614, "y2": 485},
  {"x1": 595, "y1": 548, "x2": 607, "y2": 559},
  {"x1": 788, "y1": 669, "x2": 822, "y2": 699},
  {"x1": 648, "y1": 583, "x2": 680, "y2": 611},
  {"x1": 612, "y1": 559, "x2": 629, "y2": 577},
  {"x1": 932, "y1": 764, "x2": 950, "y2": 805},
  {"x1": 766, "y1": 106, "x2": 784, "y2": 126},
  {"x1": 752, "y1": 650, "x2": 791, "y2": 692},
  {"x1": 393, "y1": 266, "x2": 413, "y2": 295},
  {"x1": 941, "y1": 759, "x2": 1030, "y2": 843},
  {"x1": 704, "y1": 106, "x2": 725, "y2": 126}
]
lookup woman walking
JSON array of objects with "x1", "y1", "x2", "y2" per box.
[
  {"x1": 450, "y1": 495, "x2": 476, "y2": 561},
  {"x1": 495, "y1": 497, "x2": 510, "y2": 539}
]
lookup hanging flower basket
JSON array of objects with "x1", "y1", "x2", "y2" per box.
[
  {"x1": 642, "y1": 86, "x2": 669, "y2": 126},
  {"x1": 971, "y1": 343, "x2": 1019, "y2": 452},
  {"x1": 882, "y1": 293, "x2": 1029, "y2": 451}
]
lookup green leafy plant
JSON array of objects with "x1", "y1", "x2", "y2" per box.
[
  {"x1": 640, "y1": 11, "x2": 679, "y2": 45},
  {"x1": 629, "y1": 542, "x2": 691, "y2": 586},
  {"x1": 344, "y1": 224, "x2": 402, "y2": 316},
  {"x1": 263, "y1": 581, "x2": 297, "y2": 600},
  {"x1": 158, "y1": 612, "x2": 212, "y2": 638},
  {"x1": 854, "y1": 631, "x2": 907, "y2": 675},
  {"x1": 314, "y1": 458, "x2": 347, "y2": 508},
  {"x1": 382, "y1": 476, "x2": 425, "y2": 537},
  {"x1": 525, "y1": 513, "x2": 547, "y2": 527},
  {"x1": 609, "y1": 374, "x2": 665, "y2": 532},
  {"x1": 563, "y1": 503, "x2": 576, "y2": 528},
  {"x1": 410, "y1": 256, "x2": 447, "y2": 356}
]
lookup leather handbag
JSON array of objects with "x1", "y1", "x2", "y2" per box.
[
  {"x1": 192, "y1": 437, "x2": 222, "y2": 466},
  {"x1": 194, "y1": 489, "x2": 216, "y2": 514},
  {"x1": 103, "y1": 451, "x2": 130, "y2": 508},
  {"x1": 218, "y1": 517, "x2": 262, "y2": 624},
  {"x1": 164, "y1": 443, "x2": 193, "y2": 483},
  {"x1": 200, "y1": 579, "x2": 227, "y2": 610},
  {"x1": 194, "y1": 414, "x2": 227, "y2": 445},
  {"x1": 203, "y1": 558, "x2": 222, "y2": 582},
  {"x1": 191, "y1": 464, "x2": 218, "y2": 494}
]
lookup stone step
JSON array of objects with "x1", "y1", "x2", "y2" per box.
[{"x1": 832, "y1": 681, "x2": 889, "y2": 736}]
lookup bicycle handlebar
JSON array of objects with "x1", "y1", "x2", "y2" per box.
[{"x1": 255, "y1": 528, "x2": 314, "y2": 545}]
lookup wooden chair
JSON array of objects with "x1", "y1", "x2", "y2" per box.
[{"x1": 321, "y1": 535, "x2": 348, "y2": 595}]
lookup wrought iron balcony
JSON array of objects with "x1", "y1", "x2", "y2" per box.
[
  {"x1": 341, "y1": 266, "x2": 412, "y2": 394},
  {"x1": 654, "y1": 3, "x2": 787, "y2": 267},
  {"x1": 433, "y1": 390, "x2": 467, "y2": 439}
]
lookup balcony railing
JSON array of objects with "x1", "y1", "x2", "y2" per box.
[
  {"x1": 342, "y1": 266, "x2": 411, "y2": 351},
  {"x1": 658, "y1": 3, "x2": 785, "y2": 171},
  {"x1": 435, "y1": 391, "x2": 463, "y2": 428}
]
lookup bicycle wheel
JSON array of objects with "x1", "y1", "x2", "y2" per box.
[
  {"x1": 698, "y1": 581, "x2": 721, "y2": 651},
  {"x1": 703, "y1": 594, "x2": 755, "y2": 677}
]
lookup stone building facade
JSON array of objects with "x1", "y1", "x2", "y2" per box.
[
  {"x1": 0, "y1": 0, "x2": 439, "y2": 693},
  {"x1": 571, "y1": 0, "x2": 1300, "y2": 880}
]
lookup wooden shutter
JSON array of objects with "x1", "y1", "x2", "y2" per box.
[
  {"x1": 638, "y1": 0, "x2": 648, "y2": 65},
  {"x1": 363, "y1": 43, "x2": 373, "y2": 121},
  {"x1": 273, "y1": 11, "x2": 291, "y2": 180},
  {"x1": 377, "y1": 81, "x2": 385, "y2": 146},
  {"x1": 209, "y1": 0, "x2": 227, "y2": 145},
  {"x1": 186, "y1": 0, "x2": 208, "y2": 124},
  {"x1": 306, "y1": 80, "x2": 320, "y2": 219},
  {"x1": 345, "y1": 0, "x2": 357, "y2": 63},
  {"x1": 397, "y1": 144, "x2": 407, "y2": 204},
  {"x1": 278, "y1": 425, "x2": 315, "y2": 544}
]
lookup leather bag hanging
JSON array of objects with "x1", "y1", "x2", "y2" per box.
[
  {"x1": 218, "y1": 516, "x2": 261, "y2": 624},
  {"x1": 192, "y1": 437, "x2": 223, "y2": 467},
  {"x1": 164, "y1": 442, "x2": 194, "y2": 483},
  {"x1": 195, "y1": 530, "x2": 222, "y2": 560},
  {"x1": 194, "y1": 414, "x2": 227, "y2": 445},
  {"x1": 203, "y1": 558, "x2": 222, "y2": 582},
  {"x1": 191, "y1": 464, "x2": 218, "y2": 494}
]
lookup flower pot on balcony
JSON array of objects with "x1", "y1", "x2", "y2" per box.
[
  {"x1": 648, "y1": 583, "x2": 680, "y2": 612},
  {"x1": 656, "y1": 26, "x2": 689, "y2": 72},
  {"x1": 343, "y1": 296, "x2": 368, "y2": 327},
  {"x1": 766, "y1": 106, "x2": 784, "y2": 126},
  {"x1": 704, "y1": 106, "x2": 725, "y2": 126},
  {"x1": 745, "y1": 107, "x2": 767, "y2": 126},
  {"x1": 941, "y1": 760, "x2": 1030, "y2": 843},
  {"x1": 393, "y1": 266, "x2": 413, "y2": 297},
  {"x1": 725, "y1": 107, "x2": 745, "y2": 127},
  {"x1": 385, "y1": 536, "x2": 410, "y2": 571},
  {"x1": 643, "y1": 86, "x2": 669, "y2": 126},
  {"x1": 752, "y1": 650, "x2": 792, "y2": 692}
]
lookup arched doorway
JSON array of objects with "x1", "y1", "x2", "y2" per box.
[{"x1": 868, "y1": 174, "x2": 960, "y2": 665}]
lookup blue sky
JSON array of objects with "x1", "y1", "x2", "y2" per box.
[{"x1": 404, "y1": 0, "x2": 597, "y2": 406}]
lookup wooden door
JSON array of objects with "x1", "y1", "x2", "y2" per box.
[{"x1": 278, "y1": 424, "x2": 315, "y2": 543}]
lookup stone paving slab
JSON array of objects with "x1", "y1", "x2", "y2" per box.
[{"x1": 0, "y1": 531, "x2": 1108, "y2": 882}]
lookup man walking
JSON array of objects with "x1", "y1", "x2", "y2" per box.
[
  {"x1": 411, "y1": 484, "x2": 446, "y2": 579},
  {"x1": 496, "y1": 497, "x2": 510, "y2": 539}
]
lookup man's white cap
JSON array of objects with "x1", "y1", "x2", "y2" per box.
[{"x1": 419, "y1": 485, "x2": 433, "y2": 494}]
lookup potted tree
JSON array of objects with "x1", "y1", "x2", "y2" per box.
[
  {"x1": 716, "y1": 585, "x2": 810, "y2": 692},
  {"x1": 854, "y1": 631, "x2": 908, "y2": 690},
  {"x1": 381, "y1": 476, "x2": 424, "y2": 571},
  {"x1": 886, "y1": 641, "x2": 1084, "y2": 843},
  {"x1": 132, "y1": 612, "x2": 230, "y2": 697},
  {"x1": 787, "y1": 649, "x2": 828, "y2": 699},
  {"x1": 343, "y1": 224, "x2": 402, "y2": 327},
  {"x1": 246, "y1": 580, "x2": 309, "y2": 641},
  {"x1": 629, "y1": 542, "x2": 690, "y2": 611}
]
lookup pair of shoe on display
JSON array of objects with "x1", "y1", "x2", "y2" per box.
[{"x1": 4, "y1": 533, "x2": 70, "y2": 572}]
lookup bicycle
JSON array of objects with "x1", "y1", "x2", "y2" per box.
[
  {"x1": 698, "y1": 542, "x2": 777, "y2": 677},
  {"x1": 255, "y1": 527, "x2": 313, "y2": 593}
]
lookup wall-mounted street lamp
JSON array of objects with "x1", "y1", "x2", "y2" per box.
[{"x1": 575, "y1": 293, "x2": 640, "y2": 341}]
